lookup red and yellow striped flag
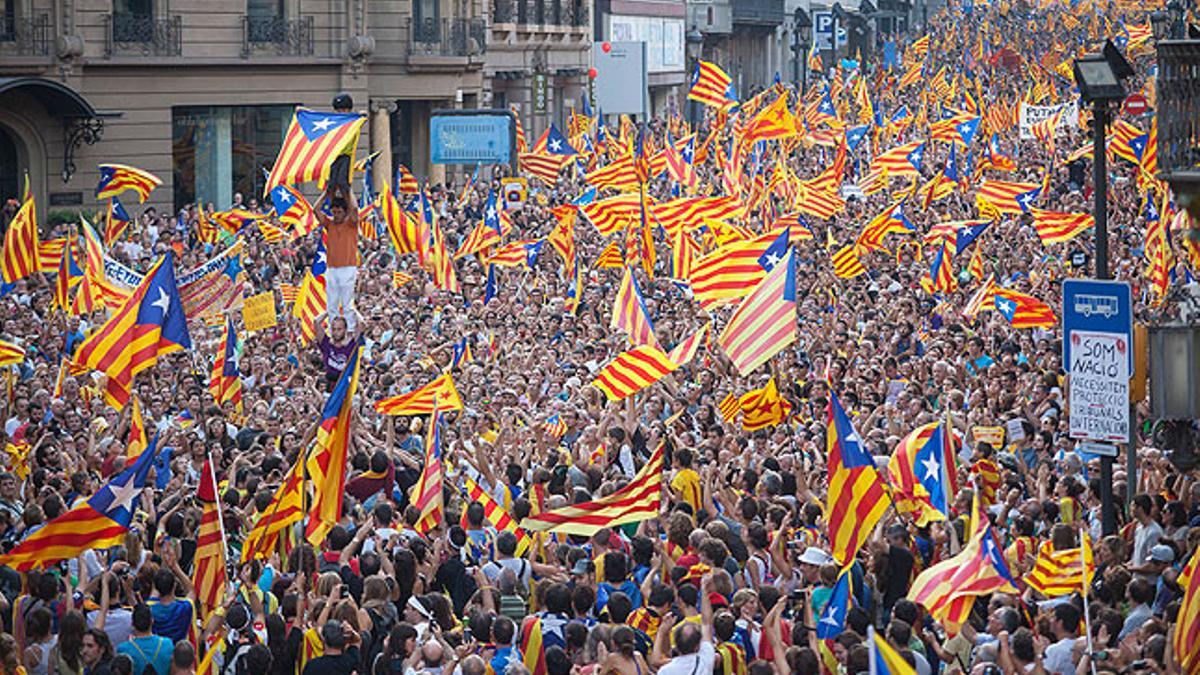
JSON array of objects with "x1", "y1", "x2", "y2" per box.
[
  {"x1": 594, "y1": 240, "x2": 625, "y2": 269},
  {"x1": 831, "y1": 245, "x2": 867, "y2": 279},
  {"x1": 1024, "y1": 534, "x2": 1095, "y2": 598},
  {"x1": 264, "y1": 109, "x2": 367, "y2": 194},
  {"x1": 241, "y1": 456, "x2": 305, "y2": 562},
  {"x1": 1, "y1": 195, "x2": 39, "y2": 283},
  {"x1": 718, "y1": 393, "x2": 741, "y2": 422},
  {"x1": 739, "y1": 378, "x2": 792, "y2": 431},
  {"x1": 304, "y1": 343, "x2": 361, "y2": 545},
  {"x1": 688, "y1": 228, "x2": 783, "y2": 310},
  {"x1": 0, "y1": 340, "x2": 25, "y2": 367},
  {"x1": 717, "y1": 246, "x2": 797, "y2": 376},
  {"x1": 611, "y1": 267, "x2": 658, "y2": 348},
  {"x1": 521, "y1": 441, "x2": 665, "y2": 535},
  {"x1": 461, "y1": 476, "x2": 531, "y2": 557},
  {"x1": 1174, "y1": 546, "x2": 1200, "y2": 673},
  {"x1": 592, "y1": 345, "x2": 678, "y2": 402},
  {"x1": 391, "y1": 271, "x2": 414, "y2": 288},
  {"x1": 374, "y1": 373, "x2": 463, "y2": 416},
  {"x1": 1031, "y1": 208, "x2": 1094, "y2": 245},
  {"x1": 411, "y1": 403, "x2": 446, "y2": 534},
  {"x1": 95, "y1": 164, "x2": 161, "y2": 203},
  {"x1": 193, "y1": 457, "x2": 227, "y2": 618}
]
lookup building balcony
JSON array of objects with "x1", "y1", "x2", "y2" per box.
[
  {"x1": 732, "y1": 0, "x2": 784, "y2": 27},
  {"x1": 493, "y1": 0, "x2": 589, "y2": 28},
  {"x1": 102, "y1": 13, "x2": 182, "y2": 57},
  {"x1": 408, "y1": 17, "x2": 487, "y2": 58},
  {"x1": 0, "y1": 14, "x2": 51, "y2": 57},
  {"x1": 241, "y1": 16, "x2": 315, "y2": 57}
]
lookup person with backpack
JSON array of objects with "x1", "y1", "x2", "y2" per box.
[{"x1": 114, "y1": 606, "x2": 171, "y2": 675}]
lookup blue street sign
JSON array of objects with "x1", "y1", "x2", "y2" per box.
[{"x1": 1062, "y1": 278, "x2": 1132, "y2": 372}]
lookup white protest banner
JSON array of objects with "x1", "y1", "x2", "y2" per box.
[
  {"x1": 1018, "y1": 101, "x2": 1079, "y2": 140},
  {"x1": 1068, "y1": 331, "x2": 1130, "y2": 443}
]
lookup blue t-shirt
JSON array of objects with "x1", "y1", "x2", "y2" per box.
[
  {"x1": 149, "y1": 598, "x2": 193, "y2": 642},
  {"x1": 490, "y1": 645, "x2": 523, "y2": 675},
  {"x1": 117, "y1": 635, "x2": 174, "y2": 675}
]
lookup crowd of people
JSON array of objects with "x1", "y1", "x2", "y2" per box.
[{"x1": 0, "y1": 1, "x2": 1198, "y2": 674}]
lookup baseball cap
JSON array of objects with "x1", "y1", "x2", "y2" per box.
[{"x1": 1148, "y1": 544, "x2": 1174, "y2": 563}]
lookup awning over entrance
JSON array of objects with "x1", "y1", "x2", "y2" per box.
[
  {"x1": 0, "y1": 77, "x2": 118, "y2": 182},
  {"x1": 0, "y1": 77, "x2": 99, "y2": 118}
]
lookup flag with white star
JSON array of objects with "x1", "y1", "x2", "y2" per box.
[
  {"x1": 264, "y1": 108, "x2": 367, "y2": 196},
  {"x1": 73, "y1": 252, "x2": 191, "y2": 409},
  {"x1": 0, "y1": 432, "x2": 160, "y2": 570}
]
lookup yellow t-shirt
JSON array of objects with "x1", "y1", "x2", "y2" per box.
[{"x1": 671, "y1": 469, "x2": 702, "y2": 512}]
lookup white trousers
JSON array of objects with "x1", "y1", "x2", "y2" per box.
[{"x1": 327, "y1": 265, "x2": 358, "y2": 330}]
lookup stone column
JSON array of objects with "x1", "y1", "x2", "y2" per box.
[{"x1": 369, "y1": 99, "x2": 396, "y2": 196}]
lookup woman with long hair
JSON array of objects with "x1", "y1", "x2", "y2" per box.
[
  {"x1": 49, "y1": 610, "x2": 86, "y2": 675},
  {"x1": 371, "y1": 624, "x2": 417, "y2": 675},
  {"x1": 596, "y1": 626, "x2": 647, "y2": 675},
  {"x1": 0, "y1": 633, "x2": 23, "y2": 675}
]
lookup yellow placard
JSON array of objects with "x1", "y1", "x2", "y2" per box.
[
  {"x1": 241, "y1": 291, "x2": 277, "y2": 332},
  {"x1": 972, "y1": 426, "x2": 1005, "y2": 448}
]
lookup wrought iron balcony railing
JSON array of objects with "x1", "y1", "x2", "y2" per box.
[
  {"x1": 0, "y1": 14, "x2": 51, "y2": 56},
  {"x1": 409, "y1": 17, "x2": 486, "y2": 57},
  {"x1": 732, "y1": 0, "x2": 785, "y2": 26},
  {"x1": 241, "y1": 16, "x2": 314, "y2": 57},
  {"x1": 492, "y1": 0, "x2": 587, "y2": 27},
  {"x1": 1157, "y1": 40, "x2": 1200, "y2": 181},
  {"x1": 103, "y1": 13, "x2": 182, "y2": 57}
]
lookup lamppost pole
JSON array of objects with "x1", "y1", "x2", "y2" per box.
[
  {"x1": 1074, "y1": 40, "x2": 1133, "y2": 537},
  {"x1": 1094, "y1": 99, "x2": 1116, "y2": 536}
]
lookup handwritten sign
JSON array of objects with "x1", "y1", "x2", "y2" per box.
[
  {"x1": 241, "y1": 292, "x2": 277, "y2": 332},
  {"x1": 1068, "y1": 331, "x2": 1130, "y2": 442},
  {"x1": 973, "y1": 426, "x2": 1005, "y2": 448}
]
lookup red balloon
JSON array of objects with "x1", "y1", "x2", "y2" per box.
[
  {"x1": 588, "y1": 67, "x2": 598, "y2": 79},
  {"x1": 601, "y1": 42, "x2": 611, "y2": 53}
]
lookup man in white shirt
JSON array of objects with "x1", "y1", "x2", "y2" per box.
[
  {"x1": 1131, "y1": 494, "x2": 1163, "y2": 578},
  {"x1": 1042, "y1": 603, "x2": 1082, "y2": 675},
  {"x1": 653, "y1": 573, "x2": 715, "y2": 675}
]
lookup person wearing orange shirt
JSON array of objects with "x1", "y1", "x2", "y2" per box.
[{"x1": 317, "y1": 187, "x2": 359, "y2": 331}]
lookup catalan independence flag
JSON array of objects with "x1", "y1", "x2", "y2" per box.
[
  {"x1": 292, "y1": 239, "x2": 327, "y2": 344},
  {"x1": 611, "y1": 267, "x2": 658, "y2": 348},
  {"x1": 0, "y1": 432, "x2": 160, "y2": 570},
  {"x1": 192, "y1": 456, "x2": 227, "y2": 617},
  {"x1": 521, "y1": 441, "x2": 665, "y2": 535},
  {"x1": 688, "y1": 228, "x2": 784, "y2": 310},
  {"x1": 688, "y1": 60, "x2": 738, "y2": 111},
  {"x1": 73, "y1": 252, "x2": 192, "y2": 410},
  {"x1": 868, "y1": 626, "x2": 917, "y2": 675},
  {"x1": 305, "y1": 341, "x2": 361, "y2": 546},
  {"x1": 994, "y1": 287, "x2": 1055, "y2": 329},
  {"x1": 1, "y1": 194, "x2": 39, "y2": 283},
  {"x1": 976, "y1": 179, "x2": 1041, "y2": 214},
  {"x1": 907, "y1": 518, "x2": 1019, "y2": 634},
  {"x1": 718, "y1": 237, "x2": 796, "y2": 376},
  {"x1": 209, "y1": 317, "x2": 243, "y2": 417},
  {"x1": 1174, "y1": 546, "x2": 1200, "y2": 674},
  {"x1": 825, "y1": 391, "x2": 890, "y2": 565},
  {"x1": 264, "y1": 108, "x2": 367, "y2": 195},
  {"x1": 241, "y1": 455, "x2": 305, "y2": 562},
  {"x1": 411, "y1": 401, "x2": 446, "y2": 534},
  {"x1": 869, "y1": 140, "x2": 926, "y2": 178},
  {"x1": 269, "y1": 184, "x2": 320, "y2": 237},
  {"x1": 375, "y1": 373, "x2": 464, "y2": 416},
  {"x1": 95, "y1": 163, "x2": 162, "y2": 203},
  {"x1": 104, "y1": 198, "x2": 134, "y2": 247}
]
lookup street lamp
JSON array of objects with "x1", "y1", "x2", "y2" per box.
[
  {"x1": 1073, "y1": 39, "x2": 1134, "y2": 537},
  {"x1": 685, "y1": 25, "x2": 704, "y2": 129},
  {"x1": 791, "y1": 8, "x2": 812, "y2": 93}
]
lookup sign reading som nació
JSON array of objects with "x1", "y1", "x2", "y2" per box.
[{"x1": 1068, "y1": 331, "x2": 1130, "y2": 443}]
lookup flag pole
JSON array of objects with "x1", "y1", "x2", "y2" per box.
[
  {"x1": 206, "y1": 451, "x2": 230, "y2": 611},
  {"x1": 1081, "y1": 529, "x2": 1097, "y2": 675}
]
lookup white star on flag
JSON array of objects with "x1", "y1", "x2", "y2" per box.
[
  {"x1": 549, "y1": 139, "x2": 562, "y2": 151},
  {"x1": 150, "y1": 287, "x2": 171, "y2": 315},
  {"x1": 921, "y1": 454, "x2": 941, "y2": 482},
  {"x1": 312, "y1": 117, "x2": 336, "y2": 132},
  {"x1": 106, "y1": 479, "x2": 141, "y2": 513}
]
